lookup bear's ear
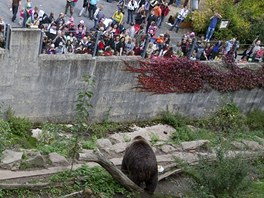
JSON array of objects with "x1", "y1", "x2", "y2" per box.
[{"x1": 133, "y1": 135, "x2": 144, "y2": 141}]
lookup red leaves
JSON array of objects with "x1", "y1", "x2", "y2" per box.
[{"x1": 125, "y1": 57, "x2": 264, "y2": 94}]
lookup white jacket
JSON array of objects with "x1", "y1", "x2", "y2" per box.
[
  {"x1": 177, "y1": 8, "x2": 189, "y2": 20},
  {"x1": 127, "y1": 0, "x2": 138, "y2": 11}
]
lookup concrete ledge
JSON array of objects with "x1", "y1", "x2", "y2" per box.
[{"x1": 39, "y1": 54, "x2": 141, "y2": 62}]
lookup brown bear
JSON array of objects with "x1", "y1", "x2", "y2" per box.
[{"x1": 121, "y1": 136, "x2": 158, "y2": 194}]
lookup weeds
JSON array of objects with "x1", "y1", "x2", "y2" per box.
[
  {"x1": 206, "y1": 103, "x2": 248, "y2": 134},
  {"x1": 159, "y1": 111, "x2": 187, "y2": 129},
  {"x1": 183, "y1": 147, "x2": 252, "y2": 198},
  {"x1": 81, "y1": 135, "x2": 98, "y2": 150},
  {"x1": 150, "y1": 133, "x2": 159, "y2": 145},
  {"x1": 90, "y1": 122, "x2": 122, "y2": 138},
  {"x1": 246, "y1": 109, "x2": 264, "y2": 131},
  {"x1": 49, "y1": 165, "x2": 130, "y2": 197},
  {"x1": 170, "y1": 126, "x2": 217, "y2": 144},
  {"x1": 6, "y1": 107, "x2": 33, "y2": 138}
]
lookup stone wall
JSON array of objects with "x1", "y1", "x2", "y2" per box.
[{"x1": 0, "y1": 28, "x2": 263, "y2": 123}]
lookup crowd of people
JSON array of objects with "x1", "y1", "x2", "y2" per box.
[
  {"x1": 37, "y1": 0, "x2": 178, "y2": 57},
  {"x1": 1, "y1": 0, "x2": 263, "y2": 62}
]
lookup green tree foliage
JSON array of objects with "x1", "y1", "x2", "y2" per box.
[{"x1": 192, "y1": 0, "x2": 264, "y2": 43}]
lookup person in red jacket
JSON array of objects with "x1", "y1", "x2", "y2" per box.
[{"x1": 157, "y1": 3, "x2": 170, "y2": 28}]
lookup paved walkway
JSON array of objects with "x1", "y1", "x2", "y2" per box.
[{"x1": 0, "y1": 0, "x2": 186, "y2": 41}]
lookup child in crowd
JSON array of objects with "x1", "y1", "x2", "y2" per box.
[{"x1": 19, "y1": 7, "x2": 24, "y2": 26}]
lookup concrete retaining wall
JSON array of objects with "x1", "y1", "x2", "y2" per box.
[{"x1": 0, "y1": 28, "x2": 263, "y2": 123}]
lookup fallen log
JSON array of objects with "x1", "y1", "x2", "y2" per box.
[
  {"x1": 79, "y1": 149, "x2": 144, "y2": 193},
  {"x1": 0, "y1": 183, "x2": 50, "y2": 190}
]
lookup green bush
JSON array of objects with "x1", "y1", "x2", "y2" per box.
[
  {"x1": 11, "y1": 136, "x2": 37, "y2": 149},
  {"x1": 207, "y1": 103, "x2": 248, "y2": 134},
  {"x1": 184, "y1": 148, "x2": 251, "y2": 197},
  {"x1": 7, "y1": 116, "x2": 32, "y2": 138},
  {"x1": 82, "y1": 135, "x2": 97, "y2": 150},
  {"x1": 4, "y1": 108, "x2": 34, "y2": 148},
  {"x1": 0, "y1": 119, "x2": 12, "y2": 153},
  {"x1": 0, "y1": 119, "x2": 11, "y2": 135},
  {"x1": 246, "y1": 110, "x2": 264, "y2": 131},
  {"x1": 160, "y1": 111, "x2": 187, "y2": 129},
  {"x1": 37, "y1": 139, "x2": 70, "y2": 157},
  {"x1": 171, "y1": 126, "x2": 195, "y2": 143}
]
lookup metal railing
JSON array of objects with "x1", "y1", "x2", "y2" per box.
[{"x1": 4, "y1": 25, "x2": 262, "y2": 62}]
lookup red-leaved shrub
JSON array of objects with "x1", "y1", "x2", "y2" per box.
[{"x1": 125, "y1": 57, "x2": 264, "y2": 94}]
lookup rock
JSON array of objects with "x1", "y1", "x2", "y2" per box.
[
  {"x1": 186, "y1": 125, "x2": 197, "y2": 132},
  {"x1": 181, "y1": 140, "x2": 210, "y2": 151},
  {"x1": 156, "y1": 152, "x2": 200, "y2": 164},
  {"x1": 20, "y1": 149, "x2": 41, "y2": 157},
  {"x1": 255, "y1": 137, "x2": 264, "y2": 145},
  {"x1": 48, "y1": 152, "x2": 70, "y2": 166},
  {"x1": 58, "y1": 133, "x2": 72, "y2": 139},
  {"x1": 241, "y1": 140, "x2": 264, "y2": 151},
  {"x1": 31, "y1": 128, "x2": 43, "y2": 140},
  {"x1": 65, "y1": 124, "x2": 73, "y2": 128},
  {"x1": 110, "y1": 143, "x2": 128, "y2": 154},
  {"x1": 160, "y1": 145, "x2": 179, "y2": 153},
  {"x1": 21, "y1": 154, "x2": 46, "y2": 169},
  {"x1": 0, "y1": 150, "x2": 23, "y2": 170},
  {"x1": 109, "y1": 124, "x2": 175, "y2": 143},
  {"x1": 231, "y1": 141, "x2": 247, "y2": 150},
  {"x1": 96, "y1": 139, "x2": 112, "y2": 150},
  {"x1": 156, "y1": 155, "x2": 175, "y2": 163},
  {"x1": 82, "y1": 187, "x2": 96, "y2": 198},
  {"x1": 78, "y1": 149, "x2": 94, "y2": 161}
]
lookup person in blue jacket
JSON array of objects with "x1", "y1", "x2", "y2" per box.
[{"x1": 205, "y1": 12, "x2": 222, "y2": 42}]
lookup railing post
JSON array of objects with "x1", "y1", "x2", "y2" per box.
[
  {"x1": 4, "y1": 24, "x2": 11, "y2": 50},
  {"x1": 92, "y1": 31, "x2": 101, "y2": 57},
  {"x1": 141, "y1": 34, "x2": 150, "y2": 58},
  {"x1": 39, "y1": 30, "x2": 43, "y2": 55},
  {"x1": 188, "y1": 37, "x2": 197, "y2": 59}
]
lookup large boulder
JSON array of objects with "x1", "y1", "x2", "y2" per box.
[
  {"x1": 20, "y1": 154, "x2": 46, "y2": 169},
  {"x1": 0, "y1": 150, "x2": 23, "y2": 170},
  {"x1": 96, "y1": 139, "x2": 112, "y2": 152},
  {"x1": 255, "y1": 137, "x2": 264, "y2": 146},
  {"x1": 181, "y1": 140, "x2": 210, "y2": 151},
  {"x1": 110, "y1": 143, "x2": 128, "y2": 154},
  {"x1": 109, "y1": 124, "x2": 175, "y2": 143},
  {"x1": 241, "y1": 140, "x2": 264, "y2": 151},
  {"x1": 231, "y1": 141, "x2": 247, "y2": 150},
  {"x1": 48, "y1": 152, "x2": 70, "y2": 166},
  {"x1": 160, "y1": 145, "x2": 180, "y2": 153}
]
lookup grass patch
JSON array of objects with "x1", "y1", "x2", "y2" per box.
[
  {"x1": 170, "y1": 126, "x2": 217, "y2": 144},
  {"x1": 159, "y1": 111, "x2": 188, "y2": 129},
  {"x1": 242, "y1": 180, "x2": 264, "y2": 198},
  {"x1": 246, "y1": 109, "x2": 264, "y2": 131},
  {"x1": 50, "y1": 165, "x2": 130, "y2": 197},
  {"x1": 81, "y1": 135, "x2": 97, "y2": 150}
]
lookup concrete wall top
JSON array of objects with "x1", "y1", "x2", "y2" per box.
[{"x1": 0, "y1": 29, "x2": 263, "y2": 123}]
